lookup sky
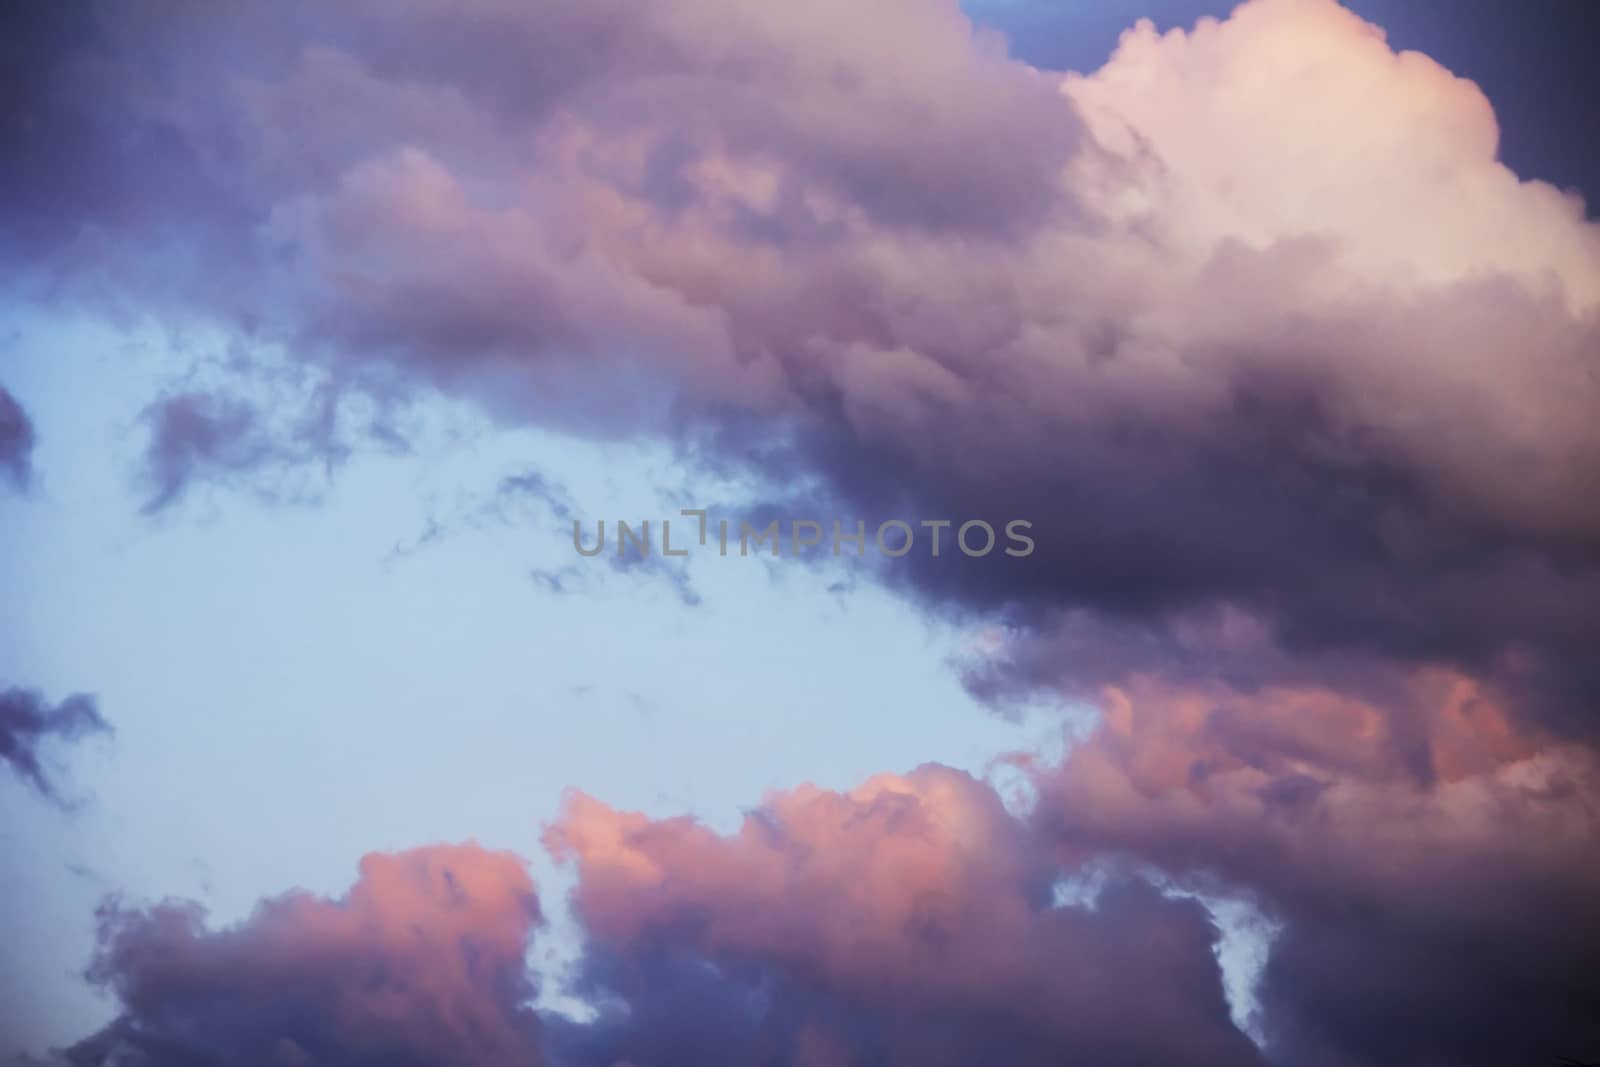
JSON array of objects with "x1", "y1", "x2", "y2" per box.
[{"x1": 1, "y1": 2, "x2": 1597, "y2": 1066}]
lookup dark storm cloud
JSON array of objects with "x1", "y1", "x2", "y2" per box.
[
  {"x1": 0, "y1": 687, "x2": 109, "y2": 803},
  {"x1": 0, "y1": 386, "x2": 35, "y2": 490}
]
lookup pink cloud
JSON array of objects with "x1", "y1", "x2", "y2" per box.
[
  {"x1": 80, "y1": 845, "x2": 545, "y2": 1066},
  {"x1": 545, "y1": 765, "x2": 1262, "y2": 1066}
]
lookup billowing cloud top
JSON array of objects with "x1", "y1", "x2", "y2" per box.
[
  {"x1": 78, "y1": 776, "x2": 1265, "y2": 1067},
  {"x1": 76, "y1": 845, "x2": 544, "y2": 1066},
  {"x1": 545, "y1": 766, "x2": 1262, "y2": 1066},
  {"x1": 12, "y1": 0, "x2": 1599, "y2": 737}
]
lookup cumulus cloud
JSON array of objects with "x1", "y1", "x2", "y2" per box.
[
  {"x1": 71, "y1": 845, "x2": 546, "y2": 1067},
  {"x1": 56, "y1": 740, "x2": 1600, "y2": 1067},
  {"x1": 0, "y1": 386, "x2": 36, "y2": 491},
  {"x1": 961, "y1": 606, "x2": 1600, "y2": 1062},
  {"x1": 1013, "y1": 663, "x2": 1600, "y2": 1065},
  {"x1": 73, "y1": 776, "x2": 1261, "y2": 1067},
  {"x1": 10, "y1": 0, "x2": 1600, "y2": 1062},
  {"x1": 544, "y1": 765, "x2": 1260, "y2": 1067},
  {"x1": 0, "y1": 687, "x2": 110, "y2": 804},
  {"x1": 13, "y1": 0, "x2": 1599, "y2": 732}
]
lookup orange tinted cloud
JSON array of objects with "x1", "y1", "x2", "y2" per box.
[
  {"x1": 546, "y1": 765, "x2": 1263, "y2": 1066},
  {"x1": 79, "y1": 844, "x2": 545, "y2": 1066}
]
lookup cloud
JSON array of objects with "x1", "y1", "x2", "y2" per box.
[
  {"x1": 72, "y1": 775, "x2": 1260, "y2": 1067},
  {"x1": 1017, "y1": 666, "x2": 1600, "y2": 1066},
  {"x1": 603, "y1": 549, "x2": 702, "y2": 607},
  {"x1": 137, "y1": 391, "x2": 292, "y2": 513},
  {"x1": 544, "y1": 765, "x2": 1262, "y2": 1067},
  {"x1": 0, "y1": 687, "x2": 110, "y2": 804},
  {"x1": 55, "y1": 738, "x2": 1600, "y2": 1066},
  {"x1": 133, "y1": 371, "x2": 415, "y2": 513},
  {"x1": 496, "y1": 470, "x2": 575, "y2": 523},
  {"x1": 71, "y1": 845, "x2": 546, "y2": 1067},
  {"x1": 960, "y1": 606, "x2": 1600, "y2": 1062},
  {"x1": 960, "y1": 606, "x2": 1548, "y2": 786},
  {"x1": 13, "y1": 0, "x2": 1599, "y2": 732},
  {"x1": 11, "y1": 1, "x2": 1600, "y2": 1061},
  {"x1": 0, "y1": 386, "x2": 36, "y2": 491}
]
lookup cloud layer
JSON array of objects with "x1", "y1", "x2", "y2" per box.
[
  {"x1": 9, "y1": 0, "x2": 1599, "y2": 1063},
  {"x1": 13, "y1": 0, "x2": 1599, "y2": 735},
  {"x1": 67, "y1": 731, "x2": 1600, "y2": 1065},
  {"x1": 73, "y1": 774, "x2": 1264, "y2": 1067}
]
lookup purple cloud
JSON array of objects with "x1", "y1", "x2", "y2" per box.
[
  {"x1": 0, "y1": 386, "x2": 37, "y2": 491},
  {"x1": 12, "y1": 0, "x2": 1598, "y2": 738},
  {"x1": 73, "y1": 773, "x2": 1263, "y2": 1067},
  {"x1": 72, "y1": 845, "x2": 546, "y2": 1067},
  {"x1": 7, "y1": 1, "x2": 1600, "y2": 1062},
  {"x1": 0, "y1": 687, "x2": 110, "y2": 804}
]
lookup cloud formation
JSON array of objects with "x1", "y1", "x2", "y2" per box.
[
  {"x1": 0, "y1": 687, "x2": 109, "y2": 804},
  {"x1": 14, "y1": 0, "x2": 1599, "y2": 733},
  {"x1": 546, "y1": 766, "x2": 1261, "y2": 1067},
  {"x1": 72, "y1": 845, "x2": 545, "y2": 1067},
  {"x1": 0, "y1": 386, "x2": 36, "y2": 491},
  {"x1": 1025, "y1": 669, "x2": 1600, "y2": 1066},
  {"x1": 10, "y1": 0, "x2": 1600, "y2": 1063},
  {"x1": 56, "y1": 731, "x2": 1600, "y2": 1066},
  {"x1": 72, "y1": 774, "x2": 1261, "y2": 1067},
  {"x1": 962, "y1": 607, "x2": 1600, "y2": 1062},
  {"x1": 137, "y1": 391, "x2": 292, "y2": 513}
]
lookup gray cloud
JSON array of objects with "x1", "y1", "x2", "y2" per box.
[
  {"x1": 0, "y1": 386, "x2": 36, "y2": 491},
  {"x1": 13, "y1": 0, "x2": 1598, "y2": 737},
  {"x1": 137, "y1": 391, "x2": 288, "y2": 513},
  {"x1": 0, "y1": 687, "x2": 110, "y2": 804}
]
